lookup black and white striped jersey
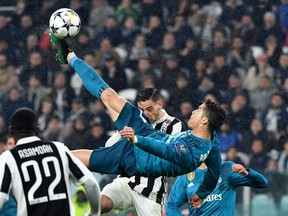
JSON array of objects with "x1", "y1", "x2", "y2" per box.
[
  {"x1": 128, "y1": 110, "x2": 184, "y2": 204},
  {"x1": 0, "y1": 136, "x2": 94, "y2": 216}
]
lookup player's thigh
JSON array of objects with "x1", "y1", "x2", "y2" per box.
[
  {"x1": 101, "y1": 88, "x2": 126, "y2": 122},
  {"x1": 101, "y1": 177, "x2": 133, "y2": 210},
  {"x1": 131, "y1": 190, "x2": 162, "y2": 216},
  {"x1": 89, "y1": 141, "x2": 136, "y2": 176},
  {"x1": 114, "y1": 102, "x2": 153, "y2": 136}
]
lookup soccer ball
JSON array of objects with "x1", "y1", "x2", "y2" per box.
[{"x1": 49, "y1": 8, "x2": 81, "y2": 39}]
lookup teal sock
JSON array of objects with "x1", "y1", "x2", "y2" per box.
[{"x1": 71, "y1": 56, "x2": 109, "y2": 99}]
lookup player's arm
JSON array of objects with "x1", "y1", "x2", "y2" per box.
[
  {"x1": 63, "y1": 145, "x2": 101, "y2": 215},
  {"x1": 0, "y1": 154, "x2": 12, "y2": 210},
  {"x1": 82, "y1": 178, "x2": 101, "y2": 216},
  {"x1": 194, "y1": 146, "x2": 221, "y2": 199},
  {"x1": 229, "y1": 162, "x2": 268, "y2": 188},
  {"x1": 120, "y1": 127, "x2": 194, "y2": 167},
  {"x1": 166, "y1": 176, "x2": 188, "y2": 216}
]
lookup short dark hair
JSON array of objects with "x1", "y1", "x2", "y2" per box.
[
  {"x1": 271, "y1": 91, "x2": 283, "y2": 99},
  {"x1": 10, "y1": 107, "x2": 38, "y2": 132},
  {"x1": 136, "y1": 88, "x2": 161, "y2": 103},
  {"x1": 203, "y1": 99, "x2": 226, "y2": 133}
]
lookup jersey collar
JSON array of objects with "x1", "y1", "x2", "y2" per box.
[
  {"x1": 152, "y1": 109, "x2": 170, "y2": 126},
  {"x1": 16, "y1": 136, "x2": 41, "y2": 145}
]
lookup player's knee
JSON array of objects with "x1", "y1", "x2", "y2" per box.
[
  {"x1": 101, "y1": 88, "x2": 119, "y2": 103},
  {"x1": 101, "y1": 195, "x2": 114, "y2": 213}
]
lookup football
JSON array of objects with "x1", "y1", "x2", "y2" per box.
[{"x1": 49, "y1": 8, "x2": 81, "y2": 39}]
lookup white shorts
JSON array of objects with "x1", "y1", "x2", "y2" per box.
[{"x1": 101, "y1": 177, "x2": 162, "y2": 216}]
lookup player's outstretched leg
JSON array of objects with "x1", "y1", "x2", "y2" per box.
[{"x1": 50, "y1": 33, "x2": 126, "y2": 122}]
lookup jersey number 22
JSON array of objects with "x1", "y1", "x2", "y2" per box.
[{"x1": 21, "y1": 156, "x2": 67, "y2": 205}]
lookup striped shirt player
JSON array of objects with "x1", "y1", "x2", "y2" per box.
[
  {"x1": 0, "y1": 108, "x2": 101, "y2": 216},
  {"x1": 166, "y1": 161, "x2": 268, "y2": 216},
  {"x1": 101, "y1": 88, "x2": 184, "y2": 216}
]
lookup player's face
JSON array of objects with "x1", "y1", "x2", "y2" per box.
[
  {"x1": 187, "y1": 103, "x2": 207, "y2": 129},
  {"x1": 138, "y1": 99, "x2": 162, "y2": 123}
]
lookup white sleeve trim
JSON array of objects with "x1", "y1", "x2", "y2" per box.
[{"x1": 76, "y1": 174, "x2": 91, "y2": 186}]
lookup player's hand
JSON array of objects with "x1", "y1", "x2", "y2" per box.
[
  {"x1": 190, "y1": 194, "x2": 203, "y2": 208},
  {"x1": 232, "y1": 164, "x2": 248, "y2": 176},
  {"x1": 119, "y1": 126, "x2": 136, "y2": 143}
]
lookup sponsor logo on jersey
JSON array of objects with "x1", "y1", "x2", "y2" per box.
[
  {"x1": 18, "y1": 145, "x2": 54, "y2": 159},
  {"x1": 187, "y1": 172, "x2": 195, "y2": 181},
  {"x1": 203, "y1": 194, "x2": 222, "y2": 203}
]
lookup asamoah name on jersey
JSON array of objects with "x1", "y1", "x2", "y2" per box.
[{"x1": 18, "y1": 145, "x2": 54, "y2": 159}]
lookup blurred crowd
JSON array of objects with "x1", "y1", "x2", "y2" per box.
[{"x1": 1, "y1": 0, "x2": 288, "y2": 214}]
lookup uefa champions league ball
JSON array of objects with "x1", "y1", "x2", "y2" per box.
[{"x1": 49, "y1": 8, "x2": 81, "y2": 39}]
